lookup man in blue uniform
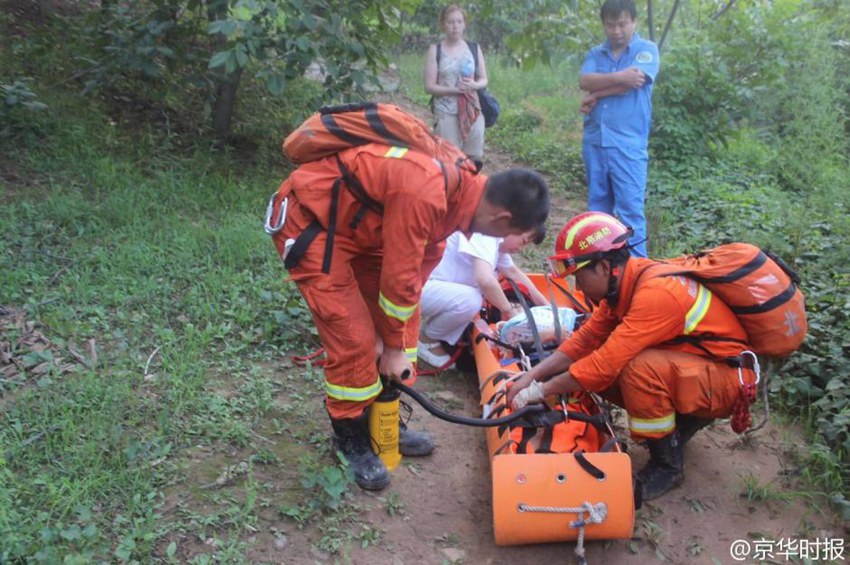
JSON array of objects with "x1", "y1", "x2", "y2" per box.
[{"x1": 579, "y1": 0, "x2": 660, "y2": 258}]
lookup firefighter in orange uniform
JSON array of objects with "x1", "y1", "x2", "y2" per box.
[
  {"x1": 506, "y1": 212, "x2": 757, "y2": 500},
  {"x1": 270, "y1": 143, "x2": 549, "y2": 490}
]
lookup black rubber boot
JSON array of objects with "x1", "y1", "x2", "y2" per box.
[
  {"x1": 676, "y1": 413, "x2": 713, "y2": 445},
  {"x1": 399, "y1": 420, "x2": 436, "y2": 457},
  {"x1": 331, "y1": 413, "x2": 390, "y2": 491},
  {"x1": 637, "y1": 431, "x2": 684, "y2": 501}
]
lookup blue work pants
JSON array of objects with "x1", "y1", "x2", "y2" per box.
[{"x1": 582, "y1": 145, "x2": 648, "y2": 258}]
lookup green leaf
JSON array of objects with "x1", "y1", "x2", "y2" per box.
[
  {"x1": 235, "y1": 46, "x2": 249, "y2": 67},
  {"x1": 266, "y1": 75, "x2": 285, "y2": 96},
  {"x1": 208, "y1": 51, "x2": 229, "y2": 69},
  {"x1": 60, "y1": 524, "x2": 81, "y2": 541},
  {"x1": 166, "y1": 541, "x2": 177, "y2": 558}
]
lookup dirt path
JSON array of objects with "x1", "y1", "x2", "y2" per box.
[
  {"x1": 266, "y1": 370, "x2": 840, "y2": 565},
  {"x1": 256, "y1": 97, "x2": 842, "y2": 565}
]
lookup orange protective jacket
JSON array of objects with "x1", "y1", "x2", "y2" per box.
[
  {"x1": 273, "y1": 143, "x2": 486, "y2": 350},
  {"x1": 558, "y1": 258, "x2": 750, "y2": 392}
]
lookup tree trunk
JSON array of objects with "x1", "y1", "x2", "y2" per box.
[
  {"x1": 207, "y1": 0, "x2": 240, "y2": 140},
  {"x1": 658, "y1": 0, "x2": 681, "y2": 53},
  {"x1": 212, "y1": 68, "x2": 242, "y2": 140},
  {"x1": 646, "y1": 0, "x2": 655, "y2": 42}
]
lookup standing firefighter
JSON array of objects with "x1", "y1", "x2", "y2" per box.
[
  {"x1": 268, "y1": 141, "x2": 549, "y2": 490},
  {"x1": 506, "y1": 212, "x2": 763, "y2": 500}
]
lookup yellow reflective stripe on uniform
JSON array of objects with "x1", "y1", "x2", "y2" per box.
[
  {"x1": 379, "y1": 291, "x2": 417, "y2": 321},
  {"x1": 564, "y1": 212, "x2": 617, "y2": 249},
  {"x1": 630, "y1": 414, "x2": 676, "y2": 434},
  {"x1": 325, "y1": 375, "x2": 382, "y2": 402},
  {"x1": 404, "y1": 347, "x2": 418, "y2": 363},
  {"x1": 384, "y1": 146, "x2": 409, "y2": 159},
  {"x1": 684, "y1": 283, "x2": 711, "y2": 335}
]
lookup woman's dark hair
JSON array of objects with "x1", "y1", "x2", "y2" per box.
[
  {"x1": 600, "y1": 0, "x2": 636, "y2": 21},
  {"x1": 483, "y1": 168, "x2": 549, "y2": 233}
]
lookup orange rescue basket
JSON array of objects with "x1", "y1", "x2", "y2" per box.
[{"x1": 472, "y1": 274, "x2": 635, "y2": 545}]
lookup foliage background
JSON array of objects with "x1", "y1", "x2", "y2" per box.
[{"x1": 1, "y1": 0, "x2": 849, "y2": 561}]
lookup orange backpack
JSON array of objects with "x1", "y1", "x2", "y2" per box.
[
  {"x1": 271, "y1": 103, "x2": 480, "y2": 273},
  {"x1": 283, "y1": 102, "x2": 477, "y2": 174},
  {"x1": 652, "y1": 243, "x2": 807, "y2": 357}
]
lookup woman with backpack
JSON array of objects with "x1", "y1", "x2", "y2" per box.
[{"x1": 424, "y1": 5, "x2": 488, "y2": 160}]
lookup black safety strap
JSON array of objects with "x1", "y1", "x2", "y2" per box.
[
  {"x1": 544, "y1": 274, "x2": 562, "y2": 344},
  {"x1": 322, "y1": 179, "x2": 342, "y2": 274},
  {"x1": 517, "y1": 426, "x2": 536, "y2": 454},
  {"x1": 575, "y1": 451, "x2": 606, "y2": 480},
  {"x1": 487, "y1": 403, "x2": 508, "y2": 420},
  {"x1": 731, "y1": 281, "x2": 797, "y2": 314},
  {"x1": 494, "y1": 439, "x2": 516, "y2": 455},
  {"x1": 475, "y1": 332, "x2": 521, "y2": 355},
  {"x1": 536, "y1": 425, "x2": 554, "y2": 454},
  {"x1": 319, "y1": 102, "x2": 406, "y2": 148},
  {"x1": 549, "y1": 278, "x2": 592, "y2": 314},
  {"x1": 491, "y1": 372, "x2": 514, "y2": 387},
  {"x1": 335, "y1": 156, "x2": 383, "y2": 216},
  {"x1": 510, "y1": 409, "x2": 610, "y2": 432},
  {"x1": 484, "y1": 388, "x2": 506, "y2": 407},
  {"x1": 505, "y1": 277, "x2": 546, "y2": 361},
  {"x1": 599, "y1": 437, "x2": 619, "y2": 452},
  {"x1": 283, "y1": 220, "x2": 323, "y2": 271}
]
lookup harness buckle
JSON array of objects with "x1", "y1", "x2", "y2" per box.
[{"x1": 264, "y1": 194, "x2": 288, "y2": 235}]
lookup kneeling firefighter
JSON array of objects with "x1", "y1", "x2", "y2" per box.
[
  {"x1": 267, "y1": 140, "x2": 549, "y2": 490},
  {"x1": 506, "y1": 212, "x2": 761, "y2": 500}
]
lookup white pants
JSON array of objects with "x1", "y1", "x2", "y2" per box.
[{"x1": 420, "y1": 279, "x2": 483, "y2": 345}]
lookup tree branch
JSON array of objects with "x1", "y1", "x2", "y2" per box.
[
  {"x1": 711, "y1": 0, "x2": 739, "y2": 22},
  {"x1": 658, "y1": 0, "x2": 681, "y2": 53}
]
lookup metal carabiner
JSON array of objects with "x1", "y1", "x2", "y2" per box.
[
  {"x1": 559, "y1": 395, "x2": 570, "y2": 423},
  {"x1": 738, "y1": 350, "x2": 761, "y2": 386},
  {"x1": 264, "y1": 194, "x2": 288, "y2": 235}
]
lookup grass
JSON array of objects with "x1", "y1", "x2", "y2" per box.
[{"x1": 0, "y1": 87, "x2": 338, "y2": 561}]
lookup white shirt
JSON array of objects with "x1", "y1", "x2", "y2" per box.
[{"x1": 428, "y1": 232, "x2": 514, "y2": 287}]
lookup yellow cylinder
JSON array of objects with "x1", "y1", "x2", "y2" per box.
[{"x1": 368, "y1": 386, "x2": 402, "y2": 470}]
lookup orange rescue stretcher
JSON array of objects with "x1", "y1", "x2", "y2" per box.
[{"x1": 471, "y1": 274, "x2": 635, "y2": 547}]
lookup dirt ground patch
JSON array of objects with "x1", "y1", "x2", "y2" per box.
[{"x1": 257, "y1": 370, "x2": 842, "y2": 565}]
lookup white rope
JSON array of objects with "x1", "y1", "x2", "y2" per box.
[{"x1": 518, "y1": 502, "x2": 607, "y2": 565}]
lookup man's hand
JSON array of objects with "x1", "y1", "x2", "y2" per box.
[
  {"x1": 579, "y1": 94, "x2": 598, "y2": 114},
  {"x1": 378, "y1": 347, "x2": 413, "y2": 383},
  {"x1": 620, "y1": 67, "x2": 646, "y2": 89},
  {"x1": 511, "y1": 380, "x2": 546, "y2": 410},
  {"x1": 506, "y1": 371, "x2": 535, "y2": 406}
]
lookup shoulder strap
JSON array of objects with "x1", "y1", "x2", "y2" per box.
[
  {"x1": 435, "y1": 43, "x2": 442, "y2": 66},
  {"x1": 465, "y1": 40, "x2": 480, "y2": 76}
]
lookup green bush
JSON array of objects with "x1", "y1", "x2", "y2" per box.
[{"x1": 651, "y1": 42, "x2": 739, "y2": 166}]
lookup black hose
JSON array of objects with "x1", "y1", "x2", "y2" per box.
[{"x1": 392, "y1": 380, "x2": 601, "y2": 429}]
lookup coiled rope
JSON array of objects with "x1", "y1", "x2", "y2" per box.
[{"x1": 518, "y1": 502, "x2": 608, "y2": 565}]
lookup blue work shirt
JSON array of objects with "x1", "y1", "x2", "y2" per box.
[{"x1": 580, "y1": 33, "x2": 660, "y2": 149}]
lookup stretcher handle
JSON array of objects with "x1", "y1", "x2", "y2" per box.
[{"x1": 391, "y1": 381, "x2": 601, "y2": 429}]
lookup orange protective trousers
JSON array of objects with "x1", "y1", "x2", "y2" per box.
[
  {"x1": 600, "y1": 348, "x2": 755, "y2": 440},
  {"x1": 276, "y1": 198, "x2": 443, "y2": 420}
]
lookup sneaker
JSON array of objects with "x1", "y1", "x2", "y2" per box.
[{"x1": 417, "y1": 340, "x2": 455, "y2": 369}]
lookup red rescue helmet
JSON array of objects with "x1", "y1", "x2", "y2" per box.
[{"x1": 548, "y1": 212, "x2": 633, "y2": 278}]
